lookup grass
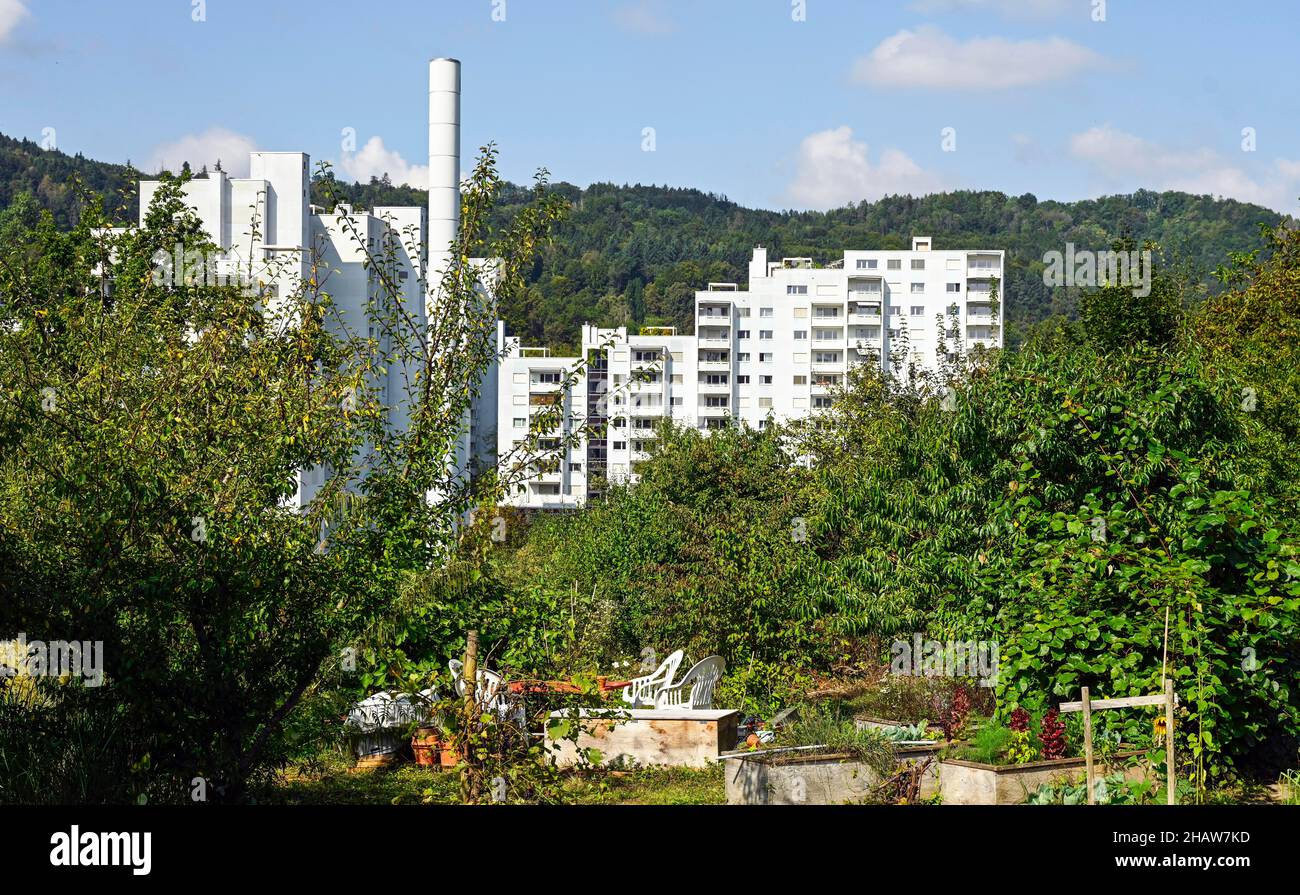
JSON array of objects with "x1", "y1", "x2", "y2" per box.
[{"x1": 266, "y1": 752, "x2": 725, "y2": 806}]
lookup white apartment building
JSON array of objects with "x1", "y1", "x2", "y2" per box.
[
  {"x1": 135, "y1": 58, "x2": 497, "y2": 509},
  {"x1": 499, "y1": 238, "x2": 1004, "y2": 510}
]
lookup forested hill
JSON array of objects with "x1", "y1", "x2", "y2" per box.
[{"x1": 2, "y1": 132, "x2": 1287, "y2": 349}]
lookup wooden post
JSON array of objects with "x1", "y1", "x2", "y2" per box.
[
  {"x1": 1082, "y1": 686, "x2": 1095, "y2": 805},
  {"x1": 460, "y1": 630, "x2": 480, "y2": 803},
  {"x1": 1165, "y1": 677, "x2": 1176, "y2": 806}
]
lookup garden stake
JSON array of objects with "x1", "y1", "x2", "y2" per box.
[{"x1": 1082, "y1": 687, "x2": 1094, "y2": 805}]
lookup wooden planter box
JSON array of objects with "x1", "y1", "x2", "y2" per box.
[
  {"x1": 546, "y1": 708, "x2": 739, "y2": 769},
  {"x1": 724, "y1": 743, "x2": 942, "y2": 805},
  {"x1": 938, "y1": 750, "x2": 1147, "y2": 805}
]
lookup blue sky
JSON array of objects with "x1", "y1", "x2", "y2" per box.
[{"x1": 1, "y1": 0, "x2": 1297, "y2": 214}]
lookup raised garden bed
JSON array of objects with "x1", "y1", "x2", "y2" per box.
[
  {"x1": 938, "y1": 750, "x2": 1148, "y2": 805},
  {"x1": 724, "y1": 743, "x2": 942, "y2": 805}
]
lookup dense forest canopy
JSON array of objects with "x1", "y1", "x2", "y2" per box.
[{"x1": 1, "y1": 131, "x2": 1289, "y2": 353}]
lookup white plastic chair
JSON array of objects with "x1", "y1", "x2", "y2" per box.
[
  {"x1": 621, "y1": 649, "x2": 684, "y2": 708},
  {"x1": 449, "y1": 659, "x2": 519, "y2": 724},
  {"x1": 654, "y1": 656, "x2": 725, "y2": 710}
]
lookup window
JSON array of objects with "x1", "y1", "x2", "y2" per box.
[
  {"x1": 794, "y1": 330, "x2": 807, "y2": 340},
  {"x1": 571, "y1": 462, "x2": 583, "y2": 472},
  {"x1": 793, "y1": 375, "x2": 808, "y2": 385},
  {"x1": 787, "y1": 285, "x2": 808, "y2": 295},
  {"x1": 887, "y1": 259, "x2": 902, "y2": 270},
  {"x1": 737, "y1": 375, "x2": 750, "y2": 384},
  {"x1": 759, "y1": 397, "x2": 774, "y2": 408},
  {"x1": 760, "y1": 375, "x2": 773, "y2": 385},
  {"x1": 759, "y1": 330, "x2": 774, "y2": 340},
  {"x1": 947, "y1": 283, "x2": 962, "y2": 293},
  {"x1": 813, "y1": 396, "x2": 834, "y2": 409},
  {"x1": 613, "y1": 441, "x2": 626, "y2": 451},
  {"x1": 760, "y1": 308, "x2": 774, "y2": 318},
  {"x1": 910, "y1": 283, "x2": 925, "y2": 294},
  {"x1": 513, "y1": 417, "x2": 526, "y2": 428},
  {"x1": 537, "y1": 371, "x2": 562, "y2": 384},
  {"x1": 910, "y1": 306, "x2": 925, "y2": 316},
  {"x1": 738, "y1": 352, "x2": 750, "y2": 362},
  {"x1": 856, "y1": 259, "x2": 878, "y2": 270},
  {"x1": 793, "y1": 307, "x2": 809, "y2": 318},
  {"x1": 888, "y1": 305, "x2": 902, "y2": 316},
  {"x1": 911, "y1": 259, "x2": 926, "y2": 271},
  {"x1": 737, "y1": 330, "x2": 750, "y2": 340},
  {"x1": 737, "y1": 307, "x2": 751, "y2": 317},
  {"x1": 759, "y1": 353, "x2": 773, "y2": 363}
]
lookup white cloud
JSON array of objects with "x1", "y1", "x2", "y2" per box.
[
  {"x1": 852, "y1": 26, "x2": 1106, "y2": 90},
  {"x1": 149, "y1": 128, "x2": 257, "y2": 178},
  {"x1": 1069, "y1": 124, "x2": 1300, "y2": 214},
  {"x1": 784, "y1": 126, "x2": 946, "y2": 210},
  {"x1": 0, "y1": 0, "x2": 30, "y2": 43},
  {"x1": 909, "y1": 0, "x2": 1073, "y2": 19},
  {"x1": 338, "y1": 136, "x2": 429, "y2": 189},
  {"x1": 611, "y1": 1, "x2": 676, "y2": 36}
]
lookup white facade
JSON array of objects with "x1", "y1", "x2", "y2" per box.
[
  {"x1": 135, "y1": 58, "x2": 497, "y2": 510},
  {"x1": 498, "y1": 238, "x2": 1004, "y2": 509}
]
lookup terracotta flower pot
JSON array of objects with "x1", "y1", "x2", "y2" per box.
[{"x1": 412, "y1": 726, "x2": 444, "y2": 768}]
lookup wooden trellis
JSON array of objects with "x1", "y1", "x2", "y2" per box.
[{"x1": 1059, "y1": 679, "x2": 1177, "y2": 805}]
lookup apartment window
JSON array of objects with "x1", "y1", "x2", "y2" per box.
[
  {"x1": 738, "y1": 353, "x2": 750, "y2": 362},
  {"x1": 759, "y1": 397, "x2": 774, "y2": 408},
  {"x1": 911, "y1": 259, "x2": 926, "y2": 271},
  {"x1": 537, "y1": 371, "x2": 562, "y2": 384},
  {"x1": 737, "y1": 375, "x2": 750, "y2": 384},
  {"x1": 613, "y1": 441, "x2": 626, "y2": 451},
  {"x1": 888, "y1": 305, "x2": 902, "y2": 316},
  {"x1": 737, "y1": 307, "x2": 751, "y2": 317},
  {"x1": 571, "y1": 462, "x2": 583, "y2": 473},
  {"x1": 793, "y1": 307, "x2": 808, "y2": 318},
  {"x1": 793, "y1": 375, "x2": 807, "y2": 385},
  {"x1": 759, "y1": 330, "x2": 774, "y2": 340},
  {"x1": 672, "y1": 374, "x2": 683, "y2": 384},
  {"x1": 910, "y1": 283, "x2": 925, "y2": 294},
  {"x1": 760, "y1": 308, "x2": 774, "y2": 318},
  {"x1": 759, "y1": 353, "x2": 773, "y2": 363},
  {"x1": 910, "y1": 306, "x2": 925, "y2": 316},
  {"x1": 813, "y1": 396, "x2": 834, "y2": 409},
  {"x1": 794, "y1": 330, "x2": 807, "y2": 340},
  {"x1": 737, "y1": 330, "x2": 750, "y2": 340},
  {"x1": 887, "y1": 259, "x2": 902, "y2": 270},
  {"x1": 947, "y1": 283, "x2": 962, "y2": 293},
  {"x1": 760, "y1": 375, "x2": 773, "y2": 385},
  {"x1": 856, "y1": 259, "x2": 878, "y2": 270},
  {"x1": 671, "y1": 396, "x2": 683, "y2": 406},
  {"x1": 513, "y1": 417, "x2": 526, "y2": 428},
  {"x1": 787, "y1": 285, "x2": 808, "y2": 295}
]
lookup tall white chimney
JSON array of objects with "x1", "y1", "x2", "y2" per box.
[{"x1": 428, "y1": 57, "x2": 461, "y2": 310}]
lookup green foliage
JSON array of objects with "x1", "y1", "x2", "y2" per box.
[
  {"x1": 0, "y1": 150, "x2": 566, "y2": 802},
  {"x1": 1026, "y1": 771, "x2": 1157, "y2": 805},
  {"x1": 776, "y1": 702, "x2": 896, "y2": 777}
]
